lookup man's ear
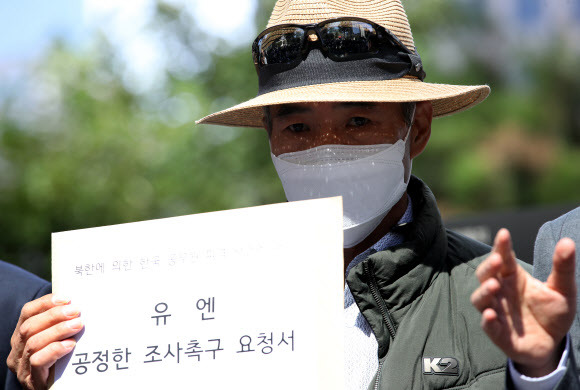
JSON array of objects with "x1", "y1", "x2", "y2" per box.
[{"x1": 409, "y1": 101, "x2": 433, "y2": 159}]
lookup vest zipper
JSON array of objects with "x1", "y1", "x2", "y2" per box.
[
  {"x1": 374, "y1": 360, "x2": 384, "y2": 390},
  {"x1": 363, "y1": 260, "x2": 396, "y2": 390},
  {"x1": 362, "y1": 260, "x2": 397, "y2": 339}
]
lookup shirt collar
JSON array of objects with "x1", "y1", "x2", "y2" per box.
[{"x1": 345, "y1": 195, "x2": 413, "y2": 277}]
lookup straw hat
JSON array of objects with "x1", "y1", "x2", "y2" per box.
[{"x1": 196, "y1": 0, "x2": 490, "y2": 128}]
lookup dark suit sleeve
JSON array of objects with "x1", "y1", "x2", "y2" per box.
[
  {"x1": 1, "y1": 261, "x2": 52, "y2": 390},
  {"x1": 532, "y1": 220, "x2": 559, "y2": 282}
]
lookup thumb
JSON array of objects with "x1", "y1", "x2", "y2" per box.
[{"x1": 546, "y1": 238, "x2": 576, "y2": 299}]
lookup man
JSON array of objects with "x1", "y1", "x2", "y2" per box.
[
  {"x1": 533, "y1": 207, "x2": 580, "y2": 368},
  {"x1": 7, "y1": 0, "x2": 578, "y2": 389},
  {"x1": 0, "y1": 260, "x2": 51, "y2": 390}
]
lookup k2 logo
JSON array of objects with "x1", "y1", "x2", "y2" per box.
[{"x1": 422, "y1": 357, "x2": 459, "y2": 376}]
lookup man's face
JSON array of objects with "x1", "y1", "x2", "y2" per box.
[{"x1": 268, "y1": 102, "x2": 410, "y2": 156}]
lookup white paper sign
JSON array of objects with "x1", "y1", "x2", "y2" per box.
[{"x1": 51, "y1": 197, "x2": 344, "y2": 390}]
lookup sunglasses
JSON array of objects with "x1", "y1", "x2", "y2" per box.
[{"x1": 252, "y1": 17, "x2": 415, "y2": 69}]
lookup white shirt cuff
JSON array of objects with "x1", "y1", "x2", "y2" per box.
[{"x1": 508, "y1": 334, "x2": 570, "y2": 390}]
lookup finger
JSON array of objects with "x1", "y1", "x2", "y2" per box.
[
  {"x1": 29, "y1": 339, "x2": 77, "y2": 387},
  {"x1": 546, "y1": 238, "x2": 577, "y2": 298},
  {"x1": 471, "y1": 278, "x2": 500, "y2": 312},
  {"x1": 494, "y1": 228, "x2": 517, "y2": 276},
  {"x1": 476, "y1": 253, "x2": 503, "y2": 283},
  {"x1": 26, "y1": 318, "x2": 83, "y2": 356},
  {"x1": 13, "y1": 295, "x2": 70, "y2": 339},
  {"x1": 9, "y1": 295, "x2": 67, "y2": 369},
  {"x1": 481, "y1": 308, "x2": 504, "y2": 344},
  {"x1": 19, "y1": 304, "x2": 81, "y2": 343},
  {"x1": 8, "y1": 294, "x2": 78, "y2": 369},
  {"x1": 18, "y1": 318, "x2": 83, "y2": 383},
  {"x1": 15, "y1": 294, "x2": 64, "y2": 330}
]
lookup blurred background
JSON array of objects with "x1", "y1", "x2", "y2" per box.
[{"x1": 1, "y1": 0, "x2": 579, "y2": 280}]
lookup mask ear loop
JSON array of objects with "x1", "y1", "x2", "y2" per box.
[
  {"x1": 402, "y1": 104, "x2": 416, "y2": 143},
  {"x1": 402, "y1": 104, "x2": 416, "y2": 183}
]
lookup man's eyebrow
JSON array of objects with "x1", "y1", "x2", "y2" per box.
[
  {"x1": 335, "y1": 102, "x2": 378, "y2": 109},
  {"x1": 273, "y1": 104, "x2": 312, "y2": 117}
]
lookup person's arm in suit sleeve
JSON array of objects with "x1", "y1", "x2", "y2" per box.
[
  {"x1": 533, "y1": 219, "x2": 561, "y2": 283},
  {"x1": 1, "y1": 261, "x2": 51, "y2": 390}
]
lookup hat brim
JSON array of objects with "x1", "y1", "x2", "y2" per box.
[{"x1": 196, "y1": 78, "x2": 490, "y2": 128}]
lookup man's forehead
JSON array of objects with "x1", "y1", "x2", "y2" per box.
[{"x1": 270, "y1": 102, "x2": 382, "y2": 117}]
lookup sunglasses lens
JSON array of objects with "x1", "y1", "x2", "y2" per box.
[
  {"x1": 319, "y1": 21, "x2": 378, "y2": 59},
  {"x1": 257, "y1": 28, "x2": 306, "y2": 65}
]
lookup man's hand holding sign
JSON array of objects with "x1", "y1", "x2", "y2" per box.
[{"x1": 8, "y1": 295, "x2": 82, "y2": 390}]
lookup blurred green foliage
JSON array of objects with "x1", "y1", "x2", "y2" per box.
[{"x1": 0, "y1": 0, "x2": 579, "y2": 279}]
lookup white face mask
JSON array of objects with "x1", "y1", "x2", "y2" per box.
[{"x1": 271, "y1": 128, "x2": 412, "y2": 248}]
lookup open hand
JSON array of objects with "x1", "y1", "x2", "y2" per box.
[{"x1": 470, "y1": 228, "x2": 576, "y2": 377}]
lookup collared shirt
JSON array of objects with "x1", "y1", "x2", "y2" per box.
[{"x1": 344, "y1": 197, "x2": 413, "y2": 390}]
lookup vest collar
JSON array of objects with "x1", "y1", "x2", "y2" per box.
[{"x1": 346, "y1": 176, "x2": 448, "y2": 357}]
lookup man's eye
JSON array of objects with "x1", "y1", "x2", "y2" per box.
[
  {"x1": 348, "y1": 117, "x2": 370, "y2": 127},
  {"x1": 286, "y1": 123, "x2": 309, "y2": 133}
]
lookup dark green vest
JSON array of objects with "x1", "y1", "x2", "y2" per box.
[{"x1": 347, "y1": 177, "x2": 532, "y2": 389}]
